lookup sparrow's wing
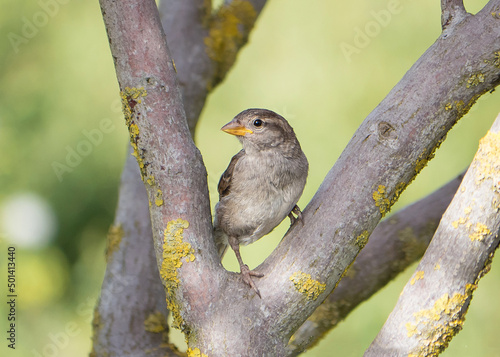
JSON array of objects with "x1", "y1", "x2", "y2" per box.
[{"x1": 218, "y1": 149, "x2": 244, "y2": 198}]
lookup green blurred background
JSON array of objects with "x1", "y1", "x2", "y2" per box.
[{"x1": 1, "y1": 0, "x2": 499, "y2": 356}]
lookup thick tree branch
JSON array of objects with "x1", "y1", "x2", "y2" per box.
[
  {"x1": 99, "y1": 0, "x2": 220, "y2": 342},
  {"x1": 288, "y1": 173, "x2": 464, "y2": 355},
  {"x1": 91, "y1": 152, "x2": 177, "y2": 357},
  {"x1": 365, "y1": 112, "x2": 500, "y2": 356}
]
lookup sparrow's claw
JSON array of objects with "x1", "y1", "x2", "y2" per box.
[
  {"x1": 240, "y1": 264, "x2": 264, "y2": 298},
  {"x1": 288, "y1": 205, "x2": 304, "y2": 226}
]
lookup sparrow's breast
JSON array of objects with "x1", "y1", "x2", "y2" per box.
[{"x1": 226, "y1": 153, "x2": 305, "y2": 245}]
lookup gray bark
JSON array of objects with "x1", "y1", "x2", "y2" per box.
[{"x1": 441, "y1": 0, "x2": 467, "y2": 30}]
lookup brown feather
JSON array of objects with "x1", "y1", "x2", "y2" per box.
[{"x1": 217, "y1": 149, "x2": 245, "y2": 198}]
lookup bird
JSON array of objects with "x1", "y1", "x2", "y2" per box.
[{"x1": 213, "y1": 108, "x2": 309, "y2": 297}]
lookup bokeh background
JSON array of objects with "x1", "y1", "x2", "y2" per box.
[{"x1": 1, "y1": 0, "x2": 499, "y2": 356}]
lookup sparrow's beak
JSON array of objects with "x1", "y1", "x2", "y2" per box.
[{"x1": 221, "y1": 120, "x2": 253, "y2": 136}]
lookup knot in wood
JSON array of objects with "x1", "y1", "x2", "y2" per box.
[{"x1": 377, "y1": 121, "x2": 397, "y2": 141}]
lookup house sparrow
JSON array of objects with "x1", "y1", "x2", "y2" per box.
[{"x1": 213, "y1": 109, "x2": 309, "y2": 297}]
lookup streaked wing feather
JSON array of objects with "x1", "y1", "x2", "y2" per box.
[{"x1": 218, "y1": 150, "x2": 244, "y2": 198}]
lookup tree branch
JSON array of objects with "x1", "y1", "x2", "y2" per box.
[
  {"x1": 91, "y1": 151, "x2": 177, "y2": 356},
  {"x1": 288, "y1": 172, "x2": 464, "y2": 355},
  {"x1": 99, "y1": 0, "x2": 219, "y2": 341},
  {"x1": 441, "y1": 0, "x2": 468, "y2": 30},
  {"x1": 365, "y1": 112, "x2": 500, "y2": 356}
]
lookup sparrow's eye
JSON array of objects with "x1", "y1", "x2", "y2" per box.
[{"x1": 253, "y1": 119, "x2": 263, "y2": 127}]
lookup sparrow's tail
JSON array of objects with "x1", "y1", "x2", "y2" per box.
[{"x1": 214, "y1": 227, "x2": 229, "y2": 259}]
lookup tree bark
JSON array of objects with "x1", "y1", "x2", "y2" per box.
[
  {"x1": 441, "y1": 0, "x2": 467, "y2": 30},
  {"x1": 96, "y1": 0, "x2": 500, "y2": 355},
  {"x1": 288, "y1": 172, "x2": 464, "y2": 355},
  {"x1": 365, "y1": 113, "x2": 500, "y2": 356}
]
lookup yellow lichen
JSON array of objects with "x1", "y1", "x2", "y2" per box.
[
  {"x1": 129, "y1": 123, "x2": 140, "y2": 136},
  {"x1": 355, "y1": 230, "x2": 369, "y2": 249},
  {"x1": 452, "y1": 216, "x2": 468, "y2": 228},
  {"x1": 105, "y1": 224, "x2": 123, "y2": 262},
  {"x1": 466, "y1": 73, "x2": 485, "y2": 88},
  {"x1": 373, "y1": 185, "x2": 390, "y2": 216},
  {"x1": 473, "y1": 130, "x2": 500, "y2": 189},
  {"x1": 434, "y1": 262, "x2": 441, "y2": 270},
  {"x1": 146, "y1": 175, "x2": 155, "y2": 186},
  {"x1": 161, "y1": 219, "x2": 195, "y2": 330},
  {"x1": 144, "y1": 311, "x2": 168, "y2": 333},
  {"x1": 155, "y1": 189, "x2": 164, "y2": 207},
  {"x1": 290, "y1": 271, "x2": 326, "y2": 300},
  {"x1": 455, "y1": 94, "x2": 481, "y2": 118},
  {"x1": 410, "y1": 271, "x2": 425, "y2": 285},
  {"x1": 415, "y1": 158, "x2": 428, "y2": 176},
  {"x1": 120, "y1": 87, "x2": 148, "y2": 179},
  {"x1": 120, "y1": 87, "x2": 147, "y2": 126},
  {"x1": 392, "y1": 181, "x2": 407, "y2": 206},
  {"x1": 469, "y1": 222, "x2": 491, "y2": 242},
  {"x1": 485, "y1": 50, "x2": 500, "y2": 67},
  {"x1": 187, "y1": 347, "x2": 209, "y2": 357},
  {"x1": 414, "y1": 135, "x2": 446, "y2": 176},
  {"x1": 406, "y1": 322, "x2": 419, "y2": 337},
  {"x1": 371, "y1": 182, "x2": 407, "y2": 217},
  {"x1": 493, "y1": 51, "x2": 500, "y2": 67},
  {"x1": 444, "y1": 103, "x2": 452, "y2": 111},
  {"x1": 406, "y1": 284, "x2": 476, "y2": 356},
  {"x1": 204, "y1": 0, "x2": 257, "y2": 86}
]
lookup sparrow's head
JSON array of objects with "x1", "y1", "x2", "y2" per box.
[{"x1": 221, "y1": 109, "x2": 297, "y2": 151}]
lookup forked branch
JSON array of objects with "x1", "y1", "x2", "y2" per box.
[{"x1": 97, "y1": 0, "x2": 500, "y2": 354}]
